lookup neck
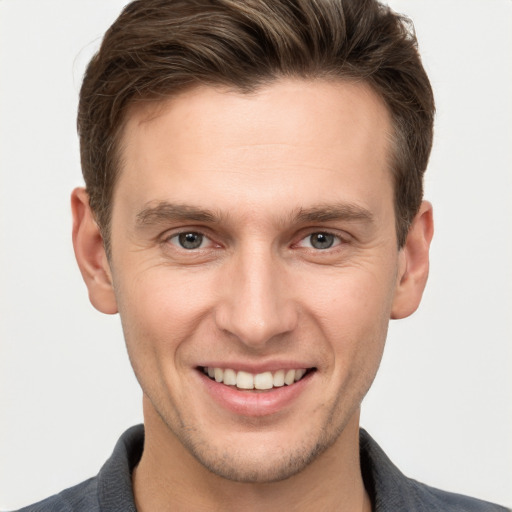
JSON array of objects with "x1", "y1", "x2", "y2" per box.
[{"x1": 133, "y1": 398, "x2": 372, "y2": 512}]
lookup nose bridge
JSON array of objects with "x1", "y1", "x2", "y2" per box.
[{"x1": 215, "y1": 243, "x2": 297, "y2": 348}]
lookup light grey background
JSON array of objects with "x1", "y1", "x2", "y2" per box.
[{"x1": 1, "y1": 0, "x2": 511, "y2": 509}]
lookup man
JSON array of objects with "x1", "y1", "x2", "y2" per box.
[{"x1": 12, "y1": 0, "x2": 510, "y2": 511}]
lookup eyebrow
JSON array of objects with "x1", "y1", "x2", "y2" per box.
[
  {"x1": 135, "y1": 201, "x2": 374, "y2": 228},
  {"x1": 136, "y1": 202, "x2": 219, "y2": 226},
  {"x1": 293, "y1": 204, "x2": 374, "y2": 224}
]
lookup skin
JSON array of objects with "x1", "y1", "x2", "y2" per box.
[{"x1": 72, "y1": 79, "x2": 433, "y2": 511}]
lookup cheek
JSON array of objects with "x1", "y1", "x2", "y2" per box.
[
  {"x1": 301, "y1": 262, "x2": 397, "y2": 325},
  {"x1": 300, "y1": 265, "x2": 395, "y2": 372},
  {"x1": 114, "y1": 268, "x2": 215, "y2": 364}
]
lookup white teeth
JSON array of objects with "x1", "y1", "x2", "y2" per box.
[
  {"x1": 223, "y1": 368, "x2": 237, "y2": 386},
  {"x1": 273, "y1": 369, "x2": 285, "y2": 387},
  {"x1": 203, "y1": 367, "x2": 309, "y2": 390},
  {"x1": 294, "y1": 369, "x2": 306, "y2": 381},
  {"x1": 254, "y1": 371, "x2": 273, "y2": 390},
  {"x1": 236, "y1": 371, "x2": 254, "y2": 390},
  {"x1": 284, "y1": 369, "x2": 296, "y2": 385}
]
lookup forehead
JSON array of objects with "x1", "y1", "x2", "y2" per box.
[
  {"x1": 124, "y1": 78, "x2": 391, "y2": 156},
  {"x1": 115, "y1": 79, "x2": 394, "y2": 223}
]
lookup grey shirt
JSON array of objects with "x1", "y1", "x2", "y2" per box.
[{"x1": 14, "y1": 425, "x2": 510, "y2": 511}]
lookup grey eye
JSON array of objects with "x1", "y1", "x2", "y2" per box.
[
  {"x1": 178, "y1": 232, "x2": 204, "y2": 249},
  {"x1": 309, "y1": 232, "x2": 335, "y2": 249}
]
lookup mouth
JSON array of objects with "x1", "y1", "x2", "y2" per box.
[
  {"x1": 197, "y1": 364, "x2": 317, "y2": 416},
  {"x1": 199, "y1": 366, "x2": 315, "y2": 391}
]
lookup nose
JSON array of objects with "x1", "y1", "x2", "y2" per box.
[{"x1": 214, "y1": 246, "x2": 298, "y2": 350}]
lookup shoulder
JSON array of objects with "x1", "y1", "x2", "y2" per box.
[
  {"x1": 406, "y1": 478, "x2": 510, "y2": 512},
  {"x1": 11, "y1": 425, "x2": 143, "y2": 512},
  {"x1": 12, "y1": 477, "x2": 99, "y2": 512},
  {"x1": 359, "y1": 429, "x2": 510, "y2": 512}
]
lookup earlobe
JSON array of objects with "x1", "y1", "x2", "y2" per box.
[
  {"x1": 71, "y1": 187, "x2": 118, "y2": 314},
  {"x1": 391, "y1": 201, "x2": 434, "y2": 320}
]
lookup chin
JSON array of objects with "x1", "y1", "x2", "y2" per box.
[
  {"x1": 189, "y1": 445, "x2": 322, "y2": 483},
  {"x1": 177, "y1": 423, "x2": 343, "y2": 484}
]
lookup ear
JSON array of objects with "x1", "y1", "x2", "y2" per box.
[
  {"x1": 391, "y1": 201, "x2": 434, "y2": 319},
  {"x1": 71, "y1": 187, "x2": 118, "y2": 314}
]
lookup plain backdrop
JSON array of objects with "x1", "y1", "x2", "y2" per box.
[{"x1": 1, "y1": 0, "x2": 511, "y2": 509}]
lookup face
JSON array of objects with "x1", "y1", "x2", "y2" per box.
[{"x1": 98, "y1": 79, "x2": 410, "y2": 482}]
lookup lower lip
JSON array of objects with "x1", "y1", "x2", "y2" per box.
[{"x1": 198, "y1": 370, "x2": 314, "y2": 417}]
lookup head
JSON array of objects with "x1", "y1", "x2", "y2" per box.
[
  {"x1": 78, "y1": 0, "x2": 434, "y2": 254},
  {"x1": 72, "y1": 0, "x2": 434, "y2": 486}
]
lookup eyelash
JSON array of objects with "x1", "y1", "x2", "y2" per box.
[
  {"x1": 166, "y1": 231, "x2": 215, "y2": 250},
  {"x1": 295, "y1": 231, "x2": 343, "y2": 250}
]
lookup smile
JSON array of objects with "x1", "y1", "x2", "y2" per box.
[{"x1": 201, "y1": 367, "x2": 312, "y2": 390}]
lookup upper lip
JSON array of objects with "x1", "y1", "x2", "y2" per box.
[{"x1": 198, "y1": 361, "x2": 316, "y2": 373}]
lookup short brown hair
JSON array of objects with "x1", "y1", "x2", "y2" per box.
[{"x1": 78, "y1": 0, "x2": 434, "y2": 250}]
